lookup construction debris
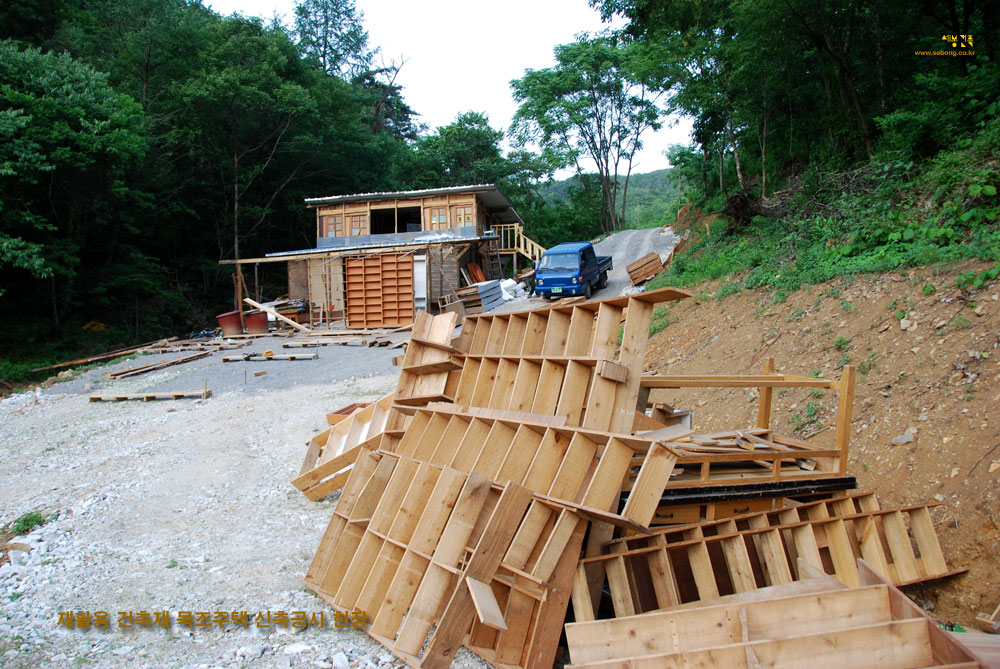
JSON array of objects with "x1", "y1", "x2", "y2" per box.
[
  {"x1": 454, "y1": 280, "x2": 504, "y2": 314},
  {"x1": 626, "y1": 252, "x2": 664, "y2": 286},
  {"x1": 291, "y1": 288, "x2": 979, "y2": 668},
  {"x1": 244, "y1": 297, "x2": 311, "y2": 332},
  {"x1": 88, "y1": 390, "x2": 211, "y2": 402},
  {"x1": 221, "y1": 353, "x2": 317, "y2": 362},
  {"x1": 106, "y1": 351, "x2": 211, "y2": 379},
  {"x1": 30, "y1": 337, "x2": 180, "y2": 373},
  {"x1": 292, "y1": 393, "x2": 394, "y2": 501}
]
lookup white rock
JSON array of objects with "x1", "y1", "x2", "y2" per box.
[
  {"x1": 331, "y1": 651, "x2": 350, "y2": 669},
  {"x1": 8, "y1": 550, "x2": 29, "y2": 566},
  {"x1": 112, "y1": 645, "x2": 134, "y2": 655},
  {"x1": 283, "y1": 643, "x2": 312, "y2": 655}
]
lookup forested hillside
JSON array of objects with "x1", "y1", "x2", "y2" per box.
[
  {"x1": 0, "y1": 0, "x2": 548, "y2": 374},
  {"x1": 1, "y1": 0, "x2": 997, "y2": 381}
]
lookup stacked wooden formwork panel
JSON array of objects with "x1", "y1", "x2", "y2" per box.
[
  {"x1": 303, "y1": 289, "x2": 688, "y2": 668},
  {"x1": 565, "y1": 561, "x2": 986, "y2": 668},
  {"x1": 299, "y1": 287, "x2": 972, "y2": 668},
  {"x1": 291, "y1": 310, "x2": 461, "y2": 501},
  {"x1": 345, "y1": 253, "x2": 415, "y2": 328},
  {"x1": 571, "y1": 491, "x2": 966, "y2": 621}
]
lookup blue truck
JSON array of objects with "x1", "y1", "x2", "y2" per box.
[{"x1": 533, "y1": 242, "x2": 613, "y2": 300}]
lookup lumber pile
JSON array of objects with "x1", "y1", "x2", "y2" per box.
[
  {"x1": 626, "y1": 252, "x2": 663, "y2": 286},
  {"x1": 293, "y1": 288, "x2": 975, "y2": 668},
  {"x1": 454, "y1": 280, "x2": 503, "y2": 314},
  {"x1": 627, "y1": 230, "x2": 691, "y2": 286}
]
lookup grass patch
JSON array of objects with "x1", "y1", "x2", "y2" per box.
[
  {"x1": 649, "y1": 306, "x2": 677, "y2": 335},
  {"x1": 10, "y1": 510, "x2": 51, "y2": 536}
]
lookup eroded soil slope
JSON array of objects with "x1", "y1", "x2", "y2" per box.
[{"x1": 644, "y1": 258, "x2": 999, "y2": 628}]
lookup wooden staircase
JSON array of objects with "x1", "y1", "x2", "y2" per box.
[{"x1": 489, "y1": 223, "x2": 546, "y2": 264}]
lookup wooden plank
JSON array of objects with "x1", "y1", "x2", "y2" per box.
[
  {"x1": 611, "y1": 297, "x2": 654, "y2": 433},
  {"x1": 647, "y1": 536, "x2": 681, "y2": 608},
  {"x1": 909, "y1": 506, "x2": 949, "y2": 575},
  {"x1": 466, "y1": 577, "x2": 507, "y2": 630},
  {"x1": 108, "y1": 351, "x2": 210, "y2": 378},
  {"x1": 622, "y1": 443, "x2": 677, "y2": 526},
  {"x1": 719, "y1": 525, "x2": 758, "y2": 593},
  {"x1": 757, "y1": 358, "x2": 775, "y2": 429},
  {"x1": 685, "y1": 526, "x2": 720, "y2": 600},
  {"x1": 834, "y1": 364, "x2": 857, "y2": 474},
  {"x1": 556, "y1": 360, "x2": 592, "y2": 426},
  {"x1": 747, "y1": 515, "x2": 793, "y2": 586},
  {"x1": 89, "y1": 390, "x2": 211, "y2": 402},
  {"x1": 882, "y1": 510, "x2": 921, "y2": 582},
  {"x1": 244, "y1": 297, "x2": 311, "y2": 332}
]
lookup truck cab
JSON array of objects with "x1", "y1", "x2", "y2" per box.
[{"x1": 534, "y1": 242, "x2": 612, "y2": 300}]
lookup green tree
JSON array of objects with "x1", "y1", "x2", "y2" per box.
[
  {"x1": 293, "y1": 0, "x2": 372, "y2": 78},
  {"x1": 0, "y1": 41, "x2": 147, "y2": 327},
  {"x1": 511, "y1": 35, "x2": 662, "y2": 232}
]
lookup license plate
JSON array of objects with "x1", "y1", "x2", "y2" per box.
[{"x1": 552, "y1": 287, "x2": 562, "y2": 293}]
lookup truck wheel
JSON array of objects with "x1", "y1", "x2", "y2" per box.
[
  {"x1": 584, "y1": 282, "x2": 592, "y2": 300},
  {"x1": 598, "y1": 271, "x2": 607, "y2": 289}
]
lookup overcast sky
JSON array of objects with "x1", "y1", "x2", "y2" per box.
[{"x1": 205, "y1": 0, "x2": 693, "y2": 175}]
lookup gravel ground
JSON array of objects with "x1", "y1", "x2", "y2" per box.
[{"x1": 0, "y1": 344, "x2": 487, "y2": 668}]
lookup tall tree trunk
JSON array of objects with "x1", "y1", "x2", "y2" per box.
[
  {"x1": 727, "y1": 114, "x2": 747, "y2": 193},
  {"x1": 758, "y1": 104, "x2": 768, "y2": 198},
  {"x1": 718, "y1": 147, "x2": 727, "y2": 197}
]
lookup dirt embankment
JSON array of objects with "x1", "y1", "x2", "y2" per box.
[{"x1": 643, "y1": 258, "x2": 1000, "y2": 628}]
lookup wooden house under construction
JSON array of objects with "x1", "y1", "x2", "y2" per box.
[{"x1": 229, "y1": 185, "x2": 545, "y2": 329}]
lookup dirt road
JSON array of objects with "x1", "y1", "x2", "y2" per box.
[
  {"x1": 593, "y1": 226, "x2": 678, "y2": 297},
  {"x1": 493, "y1": 226, "x2": 679, "y2": 314}
]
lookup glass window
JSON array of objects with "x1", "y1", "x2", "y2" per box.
[{"x1": 537, "y1": 253, "x2": 580, "y2": 272}]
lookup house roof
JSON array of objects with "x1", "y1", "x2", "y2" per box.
[{"x1": 303, "y1": 184, "x2": 524, "y2": 225}]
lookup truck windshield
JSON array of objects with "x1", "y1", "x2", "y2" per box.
[{"x1": 538, "y1": 253, "x2": 580, "y2": 272}]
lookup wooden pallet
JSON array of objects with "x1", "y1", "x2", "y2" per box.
[
  {"x1": 571, "y1": 492, "x2": 964, "y2": 621},
  {"x1": 565, "y1": 560, "x2": 986, "y2": 668},
  {"x1": 89, "y1": 390, "x2": 212, "y2": 402},
  {"x1": 292, "y1": 394, "x2": 395, "y2": 501},
  {"x1": 220, "y1": 353, "x2": 317, "y2": 362}
]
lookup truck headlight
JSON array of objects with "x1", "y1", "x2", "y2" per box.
[
  {"x1": 537, "y1": 279, "x2": 543, "y2": 285},
  {"x1": 572, "y1": 277, "x2": 579, "y2": 283}
]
